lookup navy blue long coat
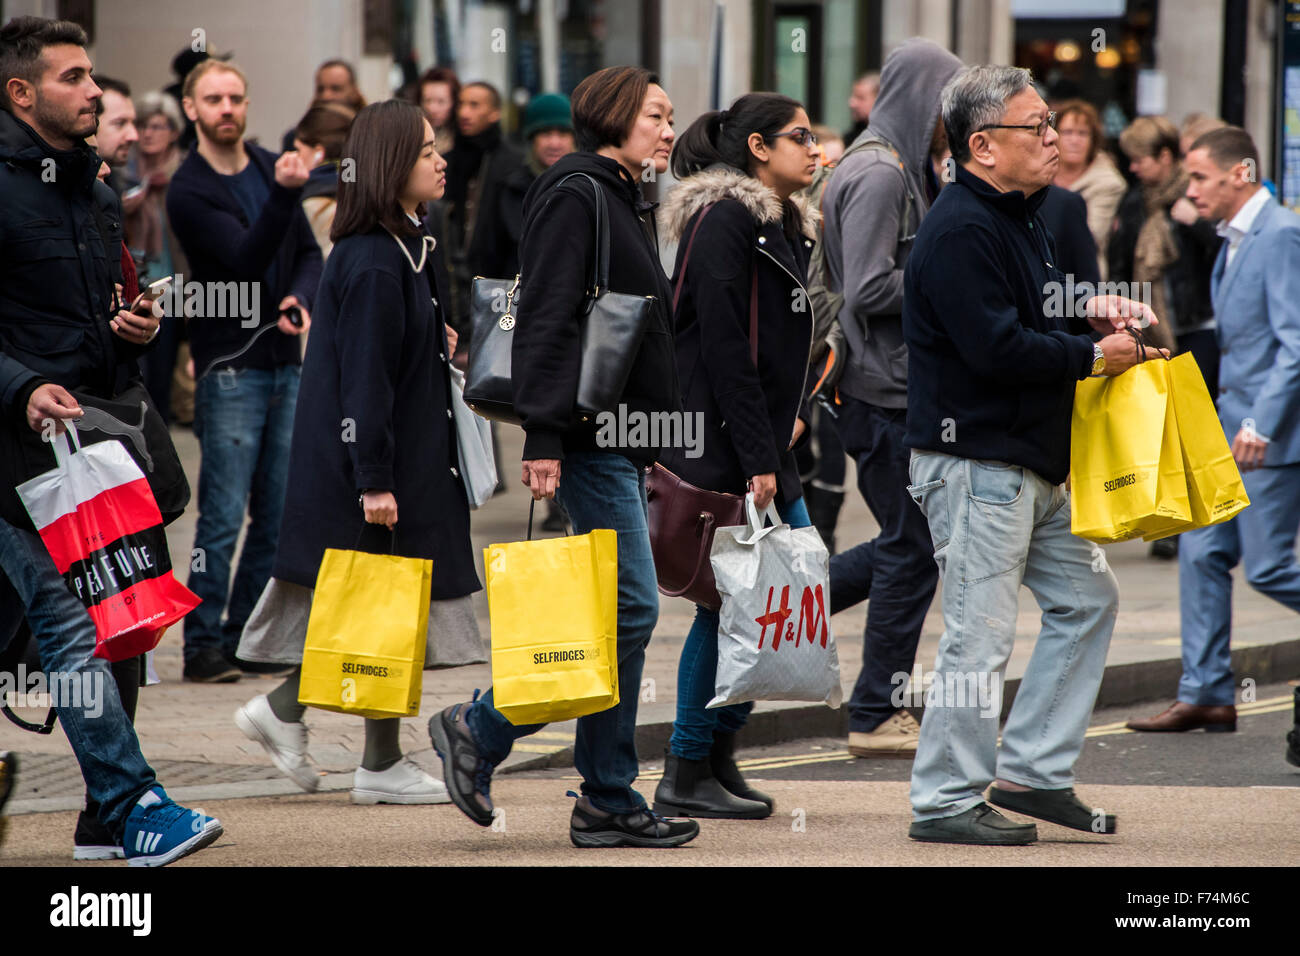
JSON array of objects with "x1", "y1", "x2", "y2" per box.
[{"x1": 271, "y1": 225, "x2": 481, "y2": 600}]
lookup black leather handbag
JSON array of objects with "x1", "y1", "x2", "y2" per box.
[{"x1": 463, "y1": 171, "x2": 657, "y2": 425}]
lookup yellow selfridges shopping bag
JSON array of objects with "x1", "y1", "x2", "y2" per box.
[
  {"x1": 1142, "y1": 353, "x2": 1249, "y2": 540},
  {"x1": 1071, "y1": 359, "x2": 1192, "y2": 543},
  {"x1": 485, "y1": 528, "x2": 619, "y2": 726},
  {"x1": 299, "y1": 549, "x2": 431, "y2": 719}
]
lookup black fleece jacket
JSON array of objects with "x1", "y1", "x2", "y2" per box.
[
  {"x1": 512, "y1": 151, "x2": 678, "y2": 463},
  {"x1": 903, "y1": 165, "x2": 1095, "y2": 485}
]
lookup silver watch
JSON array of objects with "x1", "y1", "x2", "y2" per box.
[{"x1": 1090, "y1": 343, "x2": 1106, "y2": 376}]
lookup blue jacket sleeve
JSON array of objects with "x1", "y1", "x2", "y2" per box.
[{"x1": 1249, "y1": 223, "x2": 1300, "y2": 444}]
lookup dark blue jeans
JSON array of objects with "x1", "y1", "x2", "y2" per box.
[
  {"x1": 669, "y1": 496, "x2": 811, "y2": 760},
  {"x1": 0, "y1": 516, "x2": 156, "y2": 838},
  {"x1": 830, "y1": 397, "x2": 939, "y2": 732},
  {"x1": 467, "y1": 451, "x2": 659, "y2": 813},
  {"x1": 185, "y1": 365, "x2": 299, "y2": 664}
]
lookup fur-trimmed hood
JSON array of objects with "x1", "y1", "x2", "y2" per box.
[{"x1": 660, "y1": 164, "x2": 820, "y2": 244}]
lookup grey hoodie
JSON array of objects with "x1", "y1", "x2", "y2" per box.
[{"x1": 822, "y1": 38, "x2": 963, "y2": 409}]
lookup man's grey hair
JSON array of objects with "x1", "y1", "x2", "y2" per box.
[{"x1": 942, "y1": 65, "x2": 1035, "y2": 164}]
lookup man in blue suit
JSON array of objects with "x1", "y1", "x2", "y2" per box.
[{"x1": 1128, "y1": 126, "x2": 1300, "y2": 733}]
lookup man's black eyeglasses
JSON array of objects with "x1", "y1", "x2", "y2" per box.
[
  {"x1": 977, "y1": 111, "x2": 1057, "y2": 138},
  {"x1": 767, "y1": 127, "x2": 819, "y2": 147}
]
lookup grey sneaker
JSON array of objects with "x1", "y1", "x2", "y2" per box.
[
  {"x1": 908, "y1": 803, "x2": 1037, "y2": 845},
  {"x1": 570, "y1": 793, "x2": 700, "y2": 849},
  {"x1": 428, "y1": 690, "x2": 495, "y2": 826}
]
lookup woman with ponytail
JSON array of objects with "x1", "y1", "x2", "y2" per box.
[{"x1": 654, "y1": 93, "x2": 822, "y2": 819}]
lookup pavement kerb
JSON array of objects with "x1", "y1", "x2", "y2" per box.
[{"x1": 499, "y1": 636, "x2": 1300, "y2": 774}]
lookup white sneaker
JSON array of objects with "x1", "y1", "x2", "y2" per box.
[
  {"x1": 351, "y1": 758, "x2": 451, "y2": 805},
  {"x1": 234, "y1": 695, "x2": 319, "y2": 792}
]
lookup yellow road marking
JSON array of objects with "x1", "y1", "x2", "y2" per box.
[{"x1": 555, "y1": 697, "x2": 1295, "y2": 778}]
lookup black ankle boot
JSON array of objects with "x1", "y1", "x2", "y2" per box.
[
  {"x1": 709, "y1": 731, "x2": 774, "y2": 813},
  {"x1": 653, "y1": 752, "x2": 770, "y2": 819}
]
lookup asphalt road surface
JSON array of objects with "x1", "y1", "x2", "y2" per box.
[{"x1": 4, "y1": 684, "x2": 1295, "y2": 868}]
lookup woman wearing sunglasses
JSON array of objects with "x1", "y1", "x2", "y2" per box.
[{"x1": 654, "y1": 92, "x2": 822, "y2": 819}]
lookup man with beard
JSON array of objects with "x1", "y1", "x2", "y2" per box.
[
  {"x1": 0, "y1": 14, "x2": 222, "y2": 865},
  {"x1": 443, "y1": 81, "x2": 521, "y2": 338},
  {"x1": 166, "y1": 58, "x2": 322, "y2": 683}
]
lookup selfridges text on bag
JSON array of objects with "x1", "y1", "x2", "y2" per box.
[
  {"x1": 15, "y1": 422, "x2": 200, "y2": 662},
  {"x1": 708, "y1": 495, "x2": 842, "y2": 709},
  {"x1": 485, "y1": 503, "x2": 620, "y2": 725},
  {"x1": 1070, "y1": 354, "x2": 1193, "y2": 542},
  {"x1": 298, "y1": 544, "x2": 431, "y2": 720}
]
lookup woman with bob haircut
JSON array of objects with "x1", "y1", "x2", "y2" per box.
[
  {"x1": 427, "y1": 66, "x2": 700, "y2": 850},
  {"x1": 233, "y1": 99, "x2": 482, "y2": 807},
  {"x1": 652, "y1": 91, "x2": 821, "y2": 820}
]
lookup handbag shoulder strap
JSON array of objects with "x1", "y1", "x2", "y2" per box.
[
  {"x1": 552, "y1": 171, "x2": 610, "y2": 309},
  {"x1": 672, "y1": 202, "x2": 758, "y2": 366}
]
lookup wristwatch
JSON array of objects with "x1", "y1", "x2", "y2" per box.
[{"x1": 1090, "y1": 343, "x2": 1106, "y2": 376}]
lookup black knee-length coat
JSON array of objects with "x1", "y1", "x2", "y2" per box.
[{"x1": 271, "y1": 224, "x2": 481, "y2": 600}]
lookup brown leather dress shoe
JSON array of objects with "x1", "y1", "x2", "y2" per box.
[{"x1": 1125, "y1": 701, "x2": 1236, "y2": 733}]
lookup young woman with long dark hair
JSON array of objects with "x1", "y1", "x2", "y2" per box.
[{"x1": 653, "y1": 92, "x2": 822, "y2": 819}]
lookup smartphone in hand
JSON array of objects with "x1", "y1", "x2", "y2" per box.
[{"x1": 129, "y1": 275, "x2": 174, "y2": 314}]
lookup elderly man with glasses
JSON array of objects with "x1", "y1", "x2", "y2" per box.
[{"x1": 900, "y1": 65, "x2": 1165, "y2": 845}]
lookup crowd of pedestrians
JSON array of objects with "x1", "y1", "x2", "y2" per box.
[{"x1": 2, "y1": 11, "x2": 1297, "y2": 862}]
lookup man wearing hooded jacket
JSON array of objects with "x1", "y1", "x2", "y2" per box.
[{"x1": 820, "y1": 39, "x2": 963, "y2": 758}]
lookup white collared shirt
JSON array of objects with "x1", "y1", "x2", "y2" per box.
[{"x1": 1216, "y1": 187, "x2": 1272, "y2": 270}]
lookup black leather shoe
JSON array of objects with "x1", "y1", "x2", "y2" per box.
[
  {"x1": 988, "y1": 785, "x2": 1116, "y2": 834},
  {"x1": 653, "y1": 752, "x2": 769, "y2": 819},
  {"x1": 570, "y1": 794, "x2": 699, "y2": 848},
  {"x1": 1149, "y1": 535, "x2": 1179, "y2": 560},
  {"x1": 908, "y1": 803, "x2": 1037, "y2": 845},
  {"x1": 710, "y1": 731, "x2": 774, "y2": 812},
  {"x1": 1286, "y1": 727, "x2": 1300, "y2": 768},
  {"x1": 183, "y1": 649, "x2": 241, "y2": 683}
]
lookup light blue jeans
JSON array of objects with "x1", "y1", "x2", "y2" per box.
[{"x1": 905, "y1": 451, "x2": 1118, "y2": 821}]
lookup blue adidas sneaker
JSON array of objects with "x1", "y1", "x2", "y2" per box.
[{"x1": 123, "y1": 787, "x2": 223, "y2": 867}]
